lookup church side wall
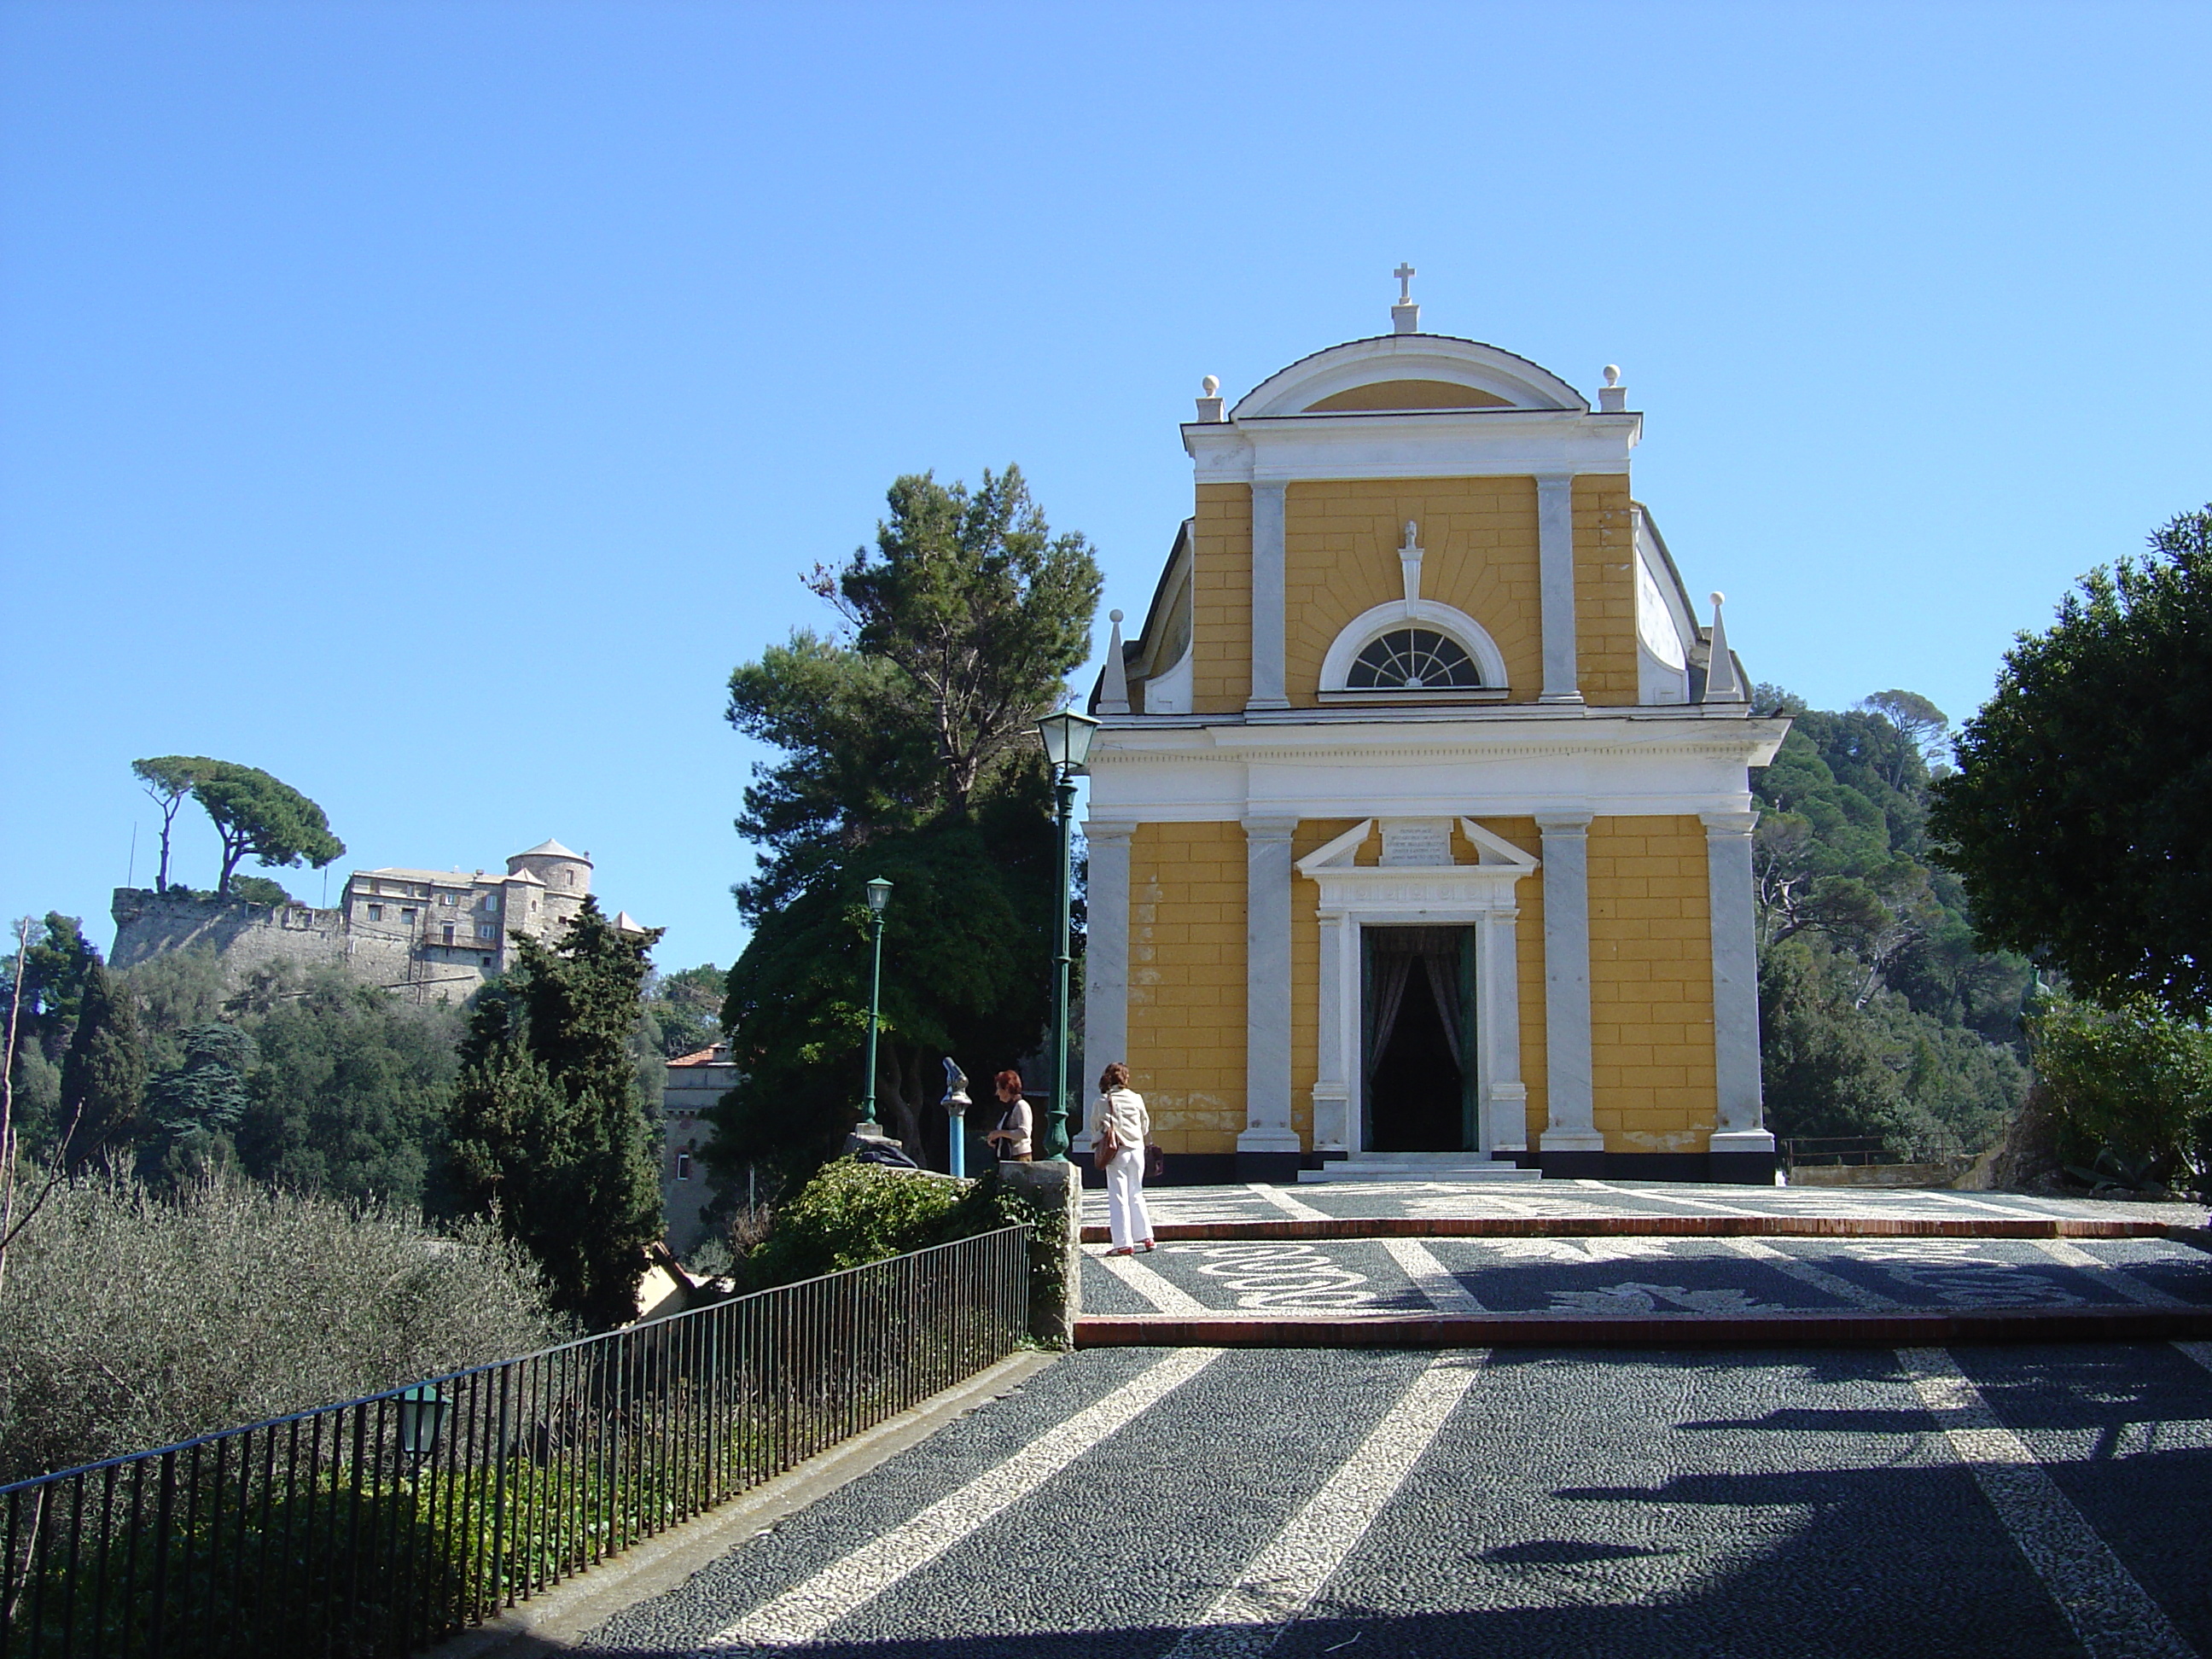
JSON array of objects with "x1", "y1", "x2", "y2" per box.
[
  {"x1": 1190, "y1": 484, "x2": 1253, "y2": 713},
  {"x1": 1283, "y1": 477, "x2": 1544, "y2": 703},
  {"x1": 1127, "y1": 819, "x2": 1247, "y2": 1156},
  {"x1": 1587, "y1": 816, "x2": 1719, "y2": 1153},
  {"x1": 1573, "y1": 475, "x2": 1641, "y2": 705}
]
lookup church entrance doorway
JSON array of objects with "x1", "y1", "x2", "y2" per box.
[{"x1": 1360, "y1": 926, "x2": 1476, "y2": 1152}]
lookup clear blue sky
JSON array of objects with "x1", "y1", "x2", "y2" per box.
[{"x1": 4, "y1": 2, "x2": 2208, "y2": 974}]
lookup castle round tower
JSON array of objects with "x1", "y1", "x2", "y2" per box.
[{"x1": 506, "y1": 838, "x2": 593, "y2": 930}]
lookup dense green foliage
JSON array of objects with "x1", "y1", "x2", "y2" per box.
[
  {"x1": 1753, "y1": 688, "x2": 2031, "y2": 1159},
  {"x1": 1, "y1": 913, "x2": 98, "y2": 1148},
  {"x1": 738, "y1": 1157, "x2": 1057, "y2": 1301},
  {"x1": 56, "y1": 958, "x2": 146, "y2": 1170},
  {"x1": 129, "y1": 754, "x2": 346, "y2": 894},
  {"x1": 0, "y1": 1172, "x2": 561, "y2": 1483},
  {"x1": 439, "y1": 899, "x2": 665, "y2": 1329},
  {"x1": 2025, "y1": 997, "x2": 2212, "y2": 1195},
  {"x1": 1930, "y1": 505, "x2": 2212, "y2": 1019},
  {"x1": 230, "y1": 873, "x2": 299, "y2": 907},
  {"x1": 713, "y1": 468, "x2": 1098, "y2": 1177},
  {"x1": 238, "y1": 975, "x2": 461, "y2": 1202},
  {"x1": 641, "y1": 962, "x2": 725, "y2": 1057}
]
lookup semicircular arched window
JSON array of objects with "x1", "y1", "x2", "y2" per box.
[{"x1": 1345, "y1": 627, "x2": 1483, "y2": 690}]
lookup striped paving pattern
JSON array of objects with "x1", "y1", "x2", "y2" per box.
[{"x1": 582, "y1": 1340, "x2": 2212, "y2": 1657}]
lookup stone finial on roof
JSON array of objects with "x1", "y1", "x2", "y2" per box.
[
  {"x1": 1194, "y1": 375, "x2": 1225, "y2": 422},
  {"x1": 1598, "y1": 364, "x2": 1628, "y2": 413},
  {"x1": 1099, "y1": 609, "x2": 1130, "y2": 714},
  {"x1": 1701, "y1": 591, "x2": 1749, "y2": 706}
]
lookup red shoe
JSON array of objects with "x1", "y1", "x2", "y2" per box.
[
  {"x1": 1105, "y1": 1245, "x2": 1135, "y2": 1257},
  {"x1": 1139, "y1": 1240, "x2": 1157, "y2": 1253}
]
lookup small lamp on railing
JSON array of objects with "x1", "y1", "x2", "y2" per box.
[
  {"x1": 1034, "y1": 708, "x2": 1101, "y2": 1161},
  {"x1": 941, "y1": 1057, "x2": 971, "y2": 1178},
  {"x1": 396, "y1": 1383, "x2": 448, "y2": 1467},
  {"x1": 857, "y1": 876, "x2": 894, "y2": 1135}
]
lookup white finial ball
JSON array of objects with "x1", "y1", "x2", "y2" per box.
[
  {"x1": 1603, "y1": 364, "x2": 1621, "y2": 387},
  {"x1": 1710, "y1": 591, "x2": 1726, "y2": 608},
  {"x1": 1109, "y1": 608, "x2": 1124, "y2": 624},
  {"x1": 1202, "y1": 375, "x2": 1220, "y2": 396}
]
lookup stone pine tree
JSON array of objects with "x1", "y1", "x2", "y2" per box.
[
  {"x1": 439, "y1": 899, "x2": 665, "y2": 1330},
  {"x1": 129, "y1": 757, "x2": 346, "y2": 895},
  {"x1": 57, "y1": 960, "x2": 148, "y2": 1173}
]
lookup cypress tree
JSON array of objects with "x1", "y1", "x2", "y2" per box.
[
  {"x1": 57, "y1": 960, "x2": 147, "y2": 1172},
  {"x1": 440, "y1": 899, "x2": 663, "y2": 1329}
]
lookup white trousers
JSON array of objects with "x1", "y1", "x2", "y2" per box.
[{"x1": 1105, "y1": 1147, "x2": 1154, "y2": 1249}]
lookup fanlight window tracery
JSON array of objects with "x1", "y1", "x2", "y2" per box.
[{"x1": 1345, "y1": 628, "x2": 1483, "y2": 691}]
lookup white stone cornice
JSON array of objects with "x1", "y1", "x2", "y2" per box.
[
  {"x1": 1092, "y1": 715, "x2": 1791, "y2": 765},
  {"x1": 1184, "y1": 410, "x2": 1639, "y2": 486}
]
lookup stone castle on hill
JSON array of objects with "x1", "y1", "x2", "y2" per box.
[{"x1": 111, "y1": 838, "x2": 645, "y2": 1002}]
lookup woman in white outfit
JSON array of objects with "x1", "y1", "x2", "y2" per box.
[{"x1": 1094, "y1": 1062, "x2": 1155, "y2": 1256}]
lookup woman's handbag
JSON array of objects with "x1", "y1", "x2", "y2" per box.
[
  {"x1": 1092, "y1": 1118, "x2": 1121, "y2": 1168},
  {"x1": 1144, "y1": 1142, "x2": 1167, "y2": 1180}
]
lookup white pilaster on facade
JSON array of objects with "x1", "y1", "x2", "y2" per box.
[
  {"x1": 1240, "y1": 816, "x2": 1301, "y2": 1154},
  {"x1": 1479, "y1": 907, "x2": 1528, "y2": 1154},
  {"x1": 1081, "y1": 821, "x2": 1134, "y2": 1130},
  {"x1": 1700, "y1": 810, "x2": 1773, "y2": 1152},
  {"x1": 1311, "y1": 910, "x2": 1353, "y2": 1151},
  {"x1": 1536, "y1": 811, "x2": 1602, "y2": 1153},
  {"x1": 1248, "y1": 481, "x2": 1289, "y2": 710},
  {"x1": 1536, "y1": 474, "x2": 1582, "y2": 705}
]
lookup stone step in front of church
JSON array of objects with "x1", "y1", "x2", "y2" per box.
[
  {"x1": 1297, "y1": 1155, "x2": 1543, "y2": 1185},
  {"x1": 1076, "y1": 1215, "x2": 2198, "y2": 1244},
  {"x1": 1074, "y1": 1231, "x2": 2212, "y2": 1349},
  {"x1": 1072, "y1": 1307, "x2": 2212, "y2": 1349}
]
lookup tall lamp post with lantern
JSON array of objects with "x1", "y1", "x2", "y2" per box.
[
  {"x1": 1033, "y1": 709, "x2": 1100, "y2": 1161},
  {"x1": 857, "y1": 876, "x2": 894, "y2": 1134}
]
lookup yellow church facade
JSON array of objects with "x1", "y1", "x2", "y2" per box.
[{"x1": 1081, "y1": 292, "x2": 1790, "y2": 1185}]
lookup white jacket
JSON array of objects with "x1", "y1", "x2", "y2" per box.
[{"x1": 1094, "y1": 1087, "x2": 1150, "y2": 1150}]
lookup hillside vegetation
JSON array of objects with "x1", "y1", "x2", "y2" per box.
[{"x1": 1753, "y1": 687, "x2": 2031, "y2": 1160}]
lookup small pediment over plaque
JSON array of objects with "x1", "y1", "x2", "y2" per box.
[{"x1": 1378, "y1": 818, "x2": 1454, "y2": 867}]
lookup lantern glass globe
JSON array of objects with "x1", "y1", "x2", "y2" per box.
[
  {"x1": 864, "y1": 876, "x2": 893, "y2": 915},
  {"x1": 1036, "y1": 709, "x2": 1101, "y2": 771}
]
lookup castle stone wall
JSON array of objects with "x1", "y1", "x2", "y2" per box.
[{"x1": 111, "y1": 889, "x2": 464, "y2": 1001}]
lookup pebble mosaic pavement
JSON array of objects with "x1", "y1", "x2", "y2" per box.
[{"x1": 571, "y1": 1183, "x2": 2212, "y2": 1658}]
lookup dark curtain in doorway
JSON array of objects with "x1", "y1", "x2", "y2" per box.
[{"x1": 1365, "y1": 927, "x2": 1465, "y2": 1069}]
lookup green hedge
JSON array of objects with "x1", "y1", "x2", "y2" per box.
[
  {"x1": 2029, "y1": 996, "x2": 2212, "y2": 1195},
  {"x1": 741, "y1": 1160, "x2": 1064, "y2": 1315}
]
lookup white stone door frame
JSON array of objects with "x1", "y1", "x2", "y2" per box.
[{"x1": 1296, "y1": 818, "x2": 1539, "y2": 1156}]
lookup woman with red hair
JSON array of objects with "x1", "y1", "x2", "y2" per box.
[{"x1": 983, "y1": 1070, "x2": 1033, "y2": 1161}]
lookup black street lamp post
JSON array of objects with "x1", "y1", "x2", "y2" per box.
[
  {"x1": 859, "y1": 876, "x2": 893, "y2": 1133},
  {"x1": 1034, "y1": 709, "x2": 1100, "y2": 1161}
]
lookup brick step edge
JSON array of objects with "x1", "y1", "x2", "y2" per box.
[
  {"x1": 1074, "y1": 1307, "x2": 2212, "y2": 1350},
  {"x1": 1079, "y1": 1219, "x2": 2211, "y2": 1244}
]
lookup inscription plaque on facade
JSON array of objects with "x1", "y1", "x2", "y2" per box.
[{"x1": 1380, "y1": 818, "x2": 1453, "y2": 867}]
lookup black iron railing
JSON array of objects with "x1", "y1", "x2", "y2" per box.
[
  {"x1": 1781, "y1": 1136, "x2": 1893, "y2": 1168},
  {"x1": 0, "y1": 1225, "x2": 1030, "y2": 1659}
]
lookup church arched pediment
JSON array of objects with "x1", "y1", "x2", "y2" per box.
[{"x1": 1232, "y1": 334, "x2": 1587, "y2": 419}]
